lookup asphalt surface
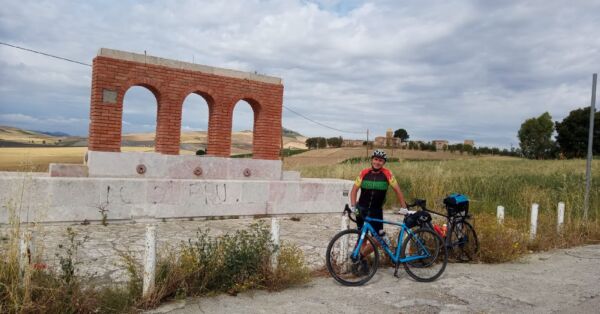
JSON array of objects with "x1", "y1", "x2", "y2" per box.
[{"x1": 149, "y1": 244, "x2": 600, "y2": 314}]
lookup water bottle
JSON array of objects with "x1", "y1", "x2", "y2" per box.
[{"x1": 379, "y1": 230, "x2": 392, "y2": 247}]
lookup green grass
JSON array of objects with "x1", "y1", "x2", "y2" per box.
[{"x1": 293, "y1": 159, "x2": 600, "y2": 220}]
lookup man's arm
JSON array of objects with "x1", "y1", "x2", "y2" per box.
[{"x1": 350, "y1": 184, "x2": 359, "y2": 207}]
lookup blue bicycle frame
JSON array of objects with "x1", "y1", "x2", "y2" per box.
[{"x1": 351, "y1": 216, "x2": 432, "y2": 264}]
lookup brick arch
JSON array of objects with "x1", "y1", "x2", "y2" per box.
[
  {"x1": 88, "y1": 48, "x2": 283, "y2": 159},
  {"x1": 120, "y1": 85, "x2": 160, "y2": 151},
  {"x1": 178, "y1": 88, "x2": 216, "y2": 155},
  {"x1": 229, "y1": 97, "x2": 263, "y2": 156}
]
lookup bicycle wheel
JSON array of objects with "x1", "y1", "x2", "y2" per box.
[
  {"x1": 448, "y1": 220, "x2": 479, "y2": 262},
  {"x1": 326, "y1": 229, "x2": 379, "y2": 286},
  {"x1": 400, "y1": 228, "x2": 447, "y2": 282}
]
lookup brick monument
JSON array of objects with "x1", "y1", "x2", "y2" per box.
[{"x1": 89, "y1": 48, "x2": 283, "y2": 160}]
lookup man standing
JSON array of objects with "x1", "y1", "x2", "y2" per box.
[{"x1": 350, "y1": 149, "x2": 408, "y2": 237}]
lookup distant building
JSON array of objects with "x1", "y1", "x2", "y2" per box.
[
  {"x1": 464, "y1": 140, "x2": 475, "y2": 147},
  {"x1": 374, "y1": 136, "x2": 386, "y2": 147},
  {"x1": 386, "y1": 128, "x2": 394, "y2": 147},
  {"x1": 342, "y1": 139, "x2": 364, "y2": 147},
  {"x1": 432, "y1": 140, "x2": 449, "y2": 151}
]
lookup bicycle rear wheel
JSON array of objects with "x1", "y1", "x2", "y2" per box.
[
  {"x1": 449, "y1": 220, "x2": 479, "y2": 262},
  {"x1": 326, "y1": 229, "x2": 379, "y2": 286},
  {"x1": 401, "y1": 228, "x2": 447, "y2": 282}
]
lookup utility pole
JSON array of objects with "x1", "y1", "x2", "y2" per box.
[
  {"x1": 366, "y1": 129, "x2": 370, "y2": 159},
  {"x1": 584, "y1": 73, "x2": 597, "y2": 220}
]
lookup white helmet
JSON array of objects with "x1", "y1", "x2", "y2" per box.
[{"x1": 371, "y1": 149, "x2": 387, "y2": 161}]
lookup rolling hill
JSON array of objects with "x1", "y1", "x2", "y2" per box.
[{"x1": 0, "y1": 125, "x2": 308, "y2": 152}]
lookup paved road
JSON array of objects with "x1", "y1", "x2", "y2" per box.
[{"x1": 151, "y1": 244, "x2": 600, "y2": 314}]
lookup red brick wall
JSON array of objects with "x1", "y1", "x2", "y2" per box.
[{"x1": 88, "y1": 56, "x2": 283, "y2": 160}]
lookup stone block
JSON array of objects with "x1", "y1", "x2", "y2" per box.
[{"x1": 49, "y1": 164, "x2": 89, "y2": 177}]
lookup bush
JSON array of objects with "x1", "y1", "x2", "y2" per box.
[
  {"x1": 1, "y1": 220, "x2": 310, "y2": 312},
  {"x1": 139, "y1": 222, "x2": 310, "y2": 308}
]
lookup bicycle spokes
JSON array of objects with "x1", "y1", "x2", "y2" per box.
[{"x1": 326, "y1": 229, "x2": 380, "y2": 286}]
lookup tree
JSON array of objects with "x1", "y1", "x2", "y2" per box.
[
  {"x1": 327, "y1": 136, "x2": 343, "y2": 148},
  {"x1": 518, "y1": 112, "x2": 555, "y2": 159},
  {"x1": 305, "y1": 138, "x2": 316, "y2": 149},
  {"x1": 393, "y1": 129, "x2": 409, "y2": 142},
  {"x1": 555, "y1": 106, "x2": 600, "y2": 158}
]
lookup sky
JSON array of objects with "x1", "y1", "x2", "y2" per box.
[{"x1": 1, "y1": 0, "x2": 599, "y2": 148}]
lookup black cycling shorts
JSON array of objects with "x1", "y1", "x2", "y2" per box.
[{"x1": 356, "y1": 205, "x2": 383, "y2": 233}]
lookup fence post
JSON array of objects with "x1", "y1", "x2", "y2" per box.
[
  {"x1": 339, "y1": 214, "x2": 349, "y2": 267},
  {"x1": 530, "y1": 203, "x2": 539, "y2": 240},
  {"x1": 270, "y1": 217, "x2": 280, "y2": 269},
  {"x1": 19, "y1": 231, "x2": 31, "y2": 275},
  {"x1": 143, "y1": 225, "x2": 156, "y2": 297},
  {"x1": 496, "y1": 206, "x2": 505, "y2": 224},
  {"x1": 557, "y1": 202, "x2": 565, "y2": 233}
]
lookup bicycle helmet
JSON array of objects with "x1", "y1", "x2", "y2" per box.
[{"x1": 371, "y1": 149, "x2": 387, "y2": 161}]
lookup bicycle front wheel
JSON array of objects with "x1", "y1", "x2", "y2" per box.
[
  {"x1": 449, "y1": 220, "x2": 479, "y2": 262},
  {"x1": 325, "y1": 229, "x2": 379, "y2": 286},
  {"x1": 401, "y1": 228, "x2": 447, "y2": 282}
]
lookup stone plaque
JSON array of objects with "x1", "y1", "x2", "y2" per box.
[{"x1": 102, "y1": 89, "x2": 118, "y2": 104}]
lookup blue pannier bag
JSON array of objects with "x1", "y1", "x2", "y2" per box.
[{"x1": 443, "y1": 193, "x2": 469, "y2": 216}]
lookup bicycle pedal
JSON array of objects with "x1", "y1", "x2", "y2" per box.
[{"x1": 393, "y1": 263, "x2": 400, "y2": 278}]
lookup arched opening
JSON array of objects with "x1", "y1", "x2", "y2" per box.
[
  {"x1": 230, "y1": 99, "x2": 258, "y2": 157},
  {"x1": 121, "y1": 86, "x2": 158, "y2": 152},
  {"x1": 180, "y1": 92, "x2": 211, "y2": 155}
]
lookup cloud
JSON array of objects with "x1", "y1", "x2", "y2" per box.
[{"x1": 1, "y1": 0, "x2": 599, "y2": 147}]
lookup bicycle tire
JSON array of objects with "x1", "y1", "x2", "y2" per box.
[
  {"x1": 325, "y1": 229, "x2": 379, "y2": 286},
  {"x1": 449, "y1": 220, "x2": 479, "y2": 262},
  {"x1": 400, "y1": 228, "x2": 447, "y2": 282}
]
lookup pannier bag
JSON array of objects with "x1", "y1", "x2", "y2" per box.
[
  {"x1": 443, "y1": 193, "x2": 469, "y2": 216},
  {"x1": 404, "y1": 211, "x2": 432, "y2": 229}
]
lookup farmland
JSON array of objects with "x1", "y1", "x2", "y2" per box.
[{"x1": 289, "y1": 157, "x2": 600, "y2": 220}]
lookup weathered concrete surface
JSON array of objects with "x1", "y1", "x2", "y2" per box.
[
  {"x1": 98, "y1": 48, "x2": 282, "y2": 85},
  {"x1": 0, "y1": 214, "x2": 346, "y2": 284},
  {"x1": 85, "y1": 152, "x2": 283, "y2": 180},
  {"x1": 154, "y1": 244, "x2": 600, "y2": 314},
  {"x1": 49, "y1": 163, "x2": 88, "y2": 177},
  {"x1": 0, "y1": 174, "x2": 352, "y2": 223}
]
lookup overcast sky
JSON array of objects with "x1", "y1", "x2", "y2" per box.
[{"x1": 1, "y1": 0, "x2": 599, "y2": 147}]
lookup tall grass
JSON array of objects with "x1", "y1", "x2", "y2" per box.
[
  {"x1": 293, "y1": 158, "x2": 600, "y2": 262},
  {"x1": 293, "y1": 159, "x2": 600, "y2": 220}
]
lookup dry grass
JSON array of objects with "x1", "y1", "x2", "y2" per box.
[
  {"x1": 1, "y1": 218, "x2": 310, "y2": 313},
  {"x1": 473, "y1": 212, "x2": 600, "y2": 263},
  {"x1": 0, "y1": 147, "x2": 156, "y2": 172},
  {"x1": 283, "y1": 147, "x2": 510, "y2": 168}
]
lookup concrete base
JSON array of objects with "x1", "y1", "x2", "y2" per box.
[
  {"x1": 84, "y1": 151, "x2": 283, "y2": 180},
  {"x1": 0, "y1": 174, "x2": 353, "y2": 224}
]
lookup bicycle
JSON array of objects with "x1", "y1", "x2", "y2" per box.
[
  {"x1": 325, "y1": 204, "x2": 447, "y2": 286},
  {"x1": 407, "y1": 199, "x2": 479, "y2": 262}
]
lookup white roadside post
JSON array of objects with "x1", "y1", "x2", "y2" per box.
[
  {"x1": 19, "y1": 231, "x2": 31, "y2": 275},
  {"x1": 270, "y1": 217, "x2": 280, "y2": 269},
  {"x1": 340, "y1": 213, "x2": 349, "y2": 268},
  {"x1": 557, "y1": 202, "x2": 565, "y2": 233},
  {"x1": 497, "y1": 206, "x2": 505, "y2": 224},
  {"x1": 143, "y1": 225, "x2": 156, "y2": 297},
  {"x1": 530, "y1": 203, "x2": 539, "y2": 240}
]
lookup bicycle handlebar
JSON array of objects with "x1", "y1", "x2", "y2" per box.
[
  {"x1": 406, "y1": 199, "x2": 448, "y2": 218},
  {"x1": 343, "y1": 204, "x2": 357, "y2": 223}
]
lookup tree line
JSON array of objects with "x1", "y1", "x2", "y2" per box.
[
  {"x1": 518, "y1": 106, "x2": 599, "y2": 159},
  {"x1": 305, "y1": 136, "x2": 343, "y2": 149}
]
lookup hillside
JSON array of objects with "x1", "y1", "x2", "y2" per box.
[{"x1": 0, "y1": 126, "x2": 308, "y2": 152}]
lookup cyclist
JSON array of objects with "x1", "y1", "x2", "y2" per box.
[{"x1": 350, "y1": 149, "x2": 408, "y2": 263}]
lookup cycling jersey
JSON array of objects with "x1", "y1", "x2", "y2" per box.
[{"x1": 354, "y1": 167, "x2": 398, "y2": 210}]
